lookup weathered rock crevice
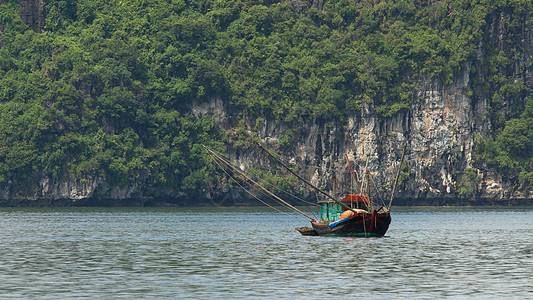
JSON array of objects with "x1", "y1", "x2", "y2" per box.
[
  {"x1": 18, "y1": 0, "x2": 46, "y2": 32},
  {"x1": 1, "y1": 4, "x2": 531, "y2": 206}
]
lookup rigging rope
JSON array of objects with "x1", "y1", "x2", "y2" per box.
[
  {"x1": 247, "y1": 174, "x2": 319, "y2": 207},
  {"x1": 369, "y1": 174, "x2": 387, "y2": 207},
  {"x1": 206, "y1": 147, "x2": 319, "y2": 207},
  {"x1": 211, "y1": 155, "x2": 293, "y2": 216},
  {"x1": 255, "y1": 142, "x2": 359, "y2": 214},
  {"x1": 204, "y1": 146, "x2": 315, "y2": 221}
]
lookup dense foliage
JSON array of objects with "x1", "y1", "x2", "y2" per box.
[
  {"x1": 475, "y1": 97, "x2": 533, "y2": 189},
  {"x1": 0, "y1": 0, "x2": 531, "y2": 197}
]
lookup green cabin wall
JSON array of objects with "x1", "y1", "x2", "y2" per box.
[
  {"x1": 319, "y1": 202, "x2": 343, "y2": 222},
  {"x1": 319, "y1": 200, "x2": 366, "y2": 221}
]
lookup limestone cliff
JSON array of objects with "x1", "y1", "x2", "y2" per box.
[
  {"x1": 18, "y1": 0, "x2": 45, "y2": 33},
  {"x1": 0, "y1": 0, "x2": 45, "y2": 47},
  {"x1": 0, "y1": 0, "x2": 4, "y2": 48},
  {"x1": 1, "y1": 2, "x2": 532, "y2": 206},
  {"x1": 198, "y1": 8, "x2": 533, "y2": 206}
]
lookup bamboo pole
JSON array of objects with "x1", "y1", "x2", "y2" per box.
[
  {"x1": 255, "y1": 142, "x2": 358, "y2": 214},
  {"x1": 344, "y1": 152, "x2": 363, "y2": 195},
  {"x1": 387, "y1": 144, "x2": 408, "y2": 212},
  {"x1": 211, "y1": 155, "x2": 292, "y2": 216},
  {"x1": 204, "y1": 145, "x2": 315, "y2": 220},
  {"x1": 363, "y1": 154, "x2": 372, "y2": 211}
]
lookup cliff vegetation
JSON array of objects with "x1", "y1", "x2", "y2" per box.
[{"x1": 0, "y1": 0, "x2": 532, "y2": 205}]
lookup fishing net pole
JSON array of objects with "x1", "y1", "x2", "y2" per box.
[
  {"x1": 211, "y1": 154, "x2": 294, "y2": 216},
  {"x1": 204, "y1": 145, "x2": 316, "y2": 220}
]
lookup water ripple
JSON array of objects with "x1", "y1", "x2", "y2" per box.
[{"x1": 0, "y1": 207, "x2": 531, "y2": 298}]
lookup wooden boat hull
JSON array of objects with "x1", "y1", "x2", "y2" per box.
[
  {"x1": 306, "y1": 211, "x2": 391, "y2": 237},
  {"x1": 295, "y1": 227, "x2": 319, "y2": 236}
]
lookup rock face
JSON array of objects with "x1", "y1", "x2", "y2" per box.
[
  {"x1": 208, "y1": 9, "x2": 533, "y2": 206},
  {"x1": 214, "y1": 68, "x2": 528, "y2": 206},
  {"x1": 18, "y1": 0, "x2": 46, "y2": 33},
  {"x1": 0, "y1": 174, "x2": 191, "y2": 207},
  {"x1": 1, "y1": 4, "x2": 531, "y2": 206}
]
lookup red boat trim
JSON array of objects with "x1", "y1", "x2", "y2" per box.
[{"x1": 368, "y1": 210, "x2": 376, "y2": 233}]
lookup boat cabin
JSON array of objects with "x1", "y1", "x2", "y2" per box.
[{"x1": 318, "y1": 194, "x2": 369, "y2": 222}]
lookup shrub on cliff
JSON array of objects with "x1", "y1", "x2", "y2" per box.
[{"x1": 0, "y1": 0, "x2": 531, "y2": 201}]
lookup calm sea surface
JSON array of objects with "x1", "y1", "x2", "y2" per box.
[{"x1": 0, "y1": 206, "x2": 531, "y2": 299}]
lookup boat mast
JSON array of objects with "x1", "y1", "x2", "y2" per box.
[
  {"x1": 362, "y1": 153, "x2": 372, "y2": 211},
  {"x1": 332, "y1": 174, "x2": 336, "y2": 206},
  {"x1": 344, "y1": 152, "x2": 363, "y2": 195}
]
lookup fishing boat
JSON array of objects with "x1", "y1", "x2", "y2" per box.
[
  {"x1": 292, "y1": 159, "x2": 394, "y2": 237},
  {"x1": 204, "y1": 142, "x2": 405, "y2": 238},
  {"x1": 295, "y1": 195, "x2": 391, "y2": 237}
]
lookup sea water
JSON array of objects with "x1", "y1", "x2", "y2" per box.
[{"x1": 0, "y1": 206, "x2": 531, "y2": 299}]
